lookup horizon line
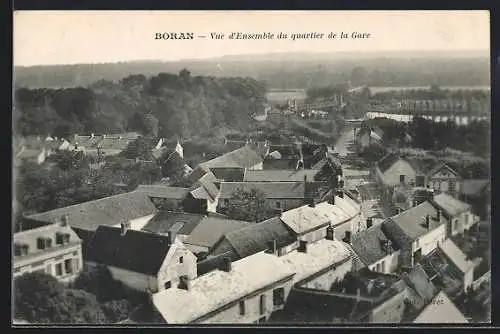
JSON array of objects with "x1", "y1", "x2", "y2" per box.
[{"x1": 14, "y1": 49, "x2": 490, "y2": 68}]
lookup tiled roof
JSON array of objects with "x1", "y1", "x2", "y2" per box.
[
  {"x1": 152, "y1": 251, "x2": 295, "y2": 323},
  {"x1": 217, "y1": 216, "x2": 296, "y2": 259},
  {"x1": 198, "y1": 146, "x2": 263, "y2": 170},
  {"x1": 431, "y1": 193, "x2": 471, "y2": 217},
  {"x1": 183, "y1": 218, "x2": 252, "y2": 249},
  {"x1": 136, "y1": 185, "x2": 190, "y2": 200},
  {"x1": 438, "y1": 239, "x2": 475, "y2": 274},
  {"x1": 13, "y1": 223, "x2": 81, "y2": 264},
  {"x1": 209, "y1": 168, "x2": 245, "y2": 182},
  {"x1": 218, "y1": 182, "x2": 306, "y2": 199},
  {"x1": 26, "y1": 190, "x2": 157, "y2": 232},
  {"x1": 190, "y1": 170, "x2": 219, "y2": 201},
  {"x1": 381, "y1": 201, "x2": 446, "y2": 245},
  {"x1": 459, "y1": 179, "x2": 490, "y2": 197},
  {"x1": 263, "y1": 158, "x2": 299, "y2": 170},
  {"x1": 87, "y1": 225, "x2": 175, "y2": 276},
  {"x1": 243, "y1": 169, "x2": 319, "y2": 182},
  {"x1": 414, "y1": 291, "x2": 468, "y2": 323},
  {"x1": 141, "y1": 211, "x2": 206, "y2": 236},
  {"x1": 425, "y1": 162, "x2": 461, "y2": 178},
  {"x1": 405, "y1": 158, "x2": 438, "y2": 175},
  {"x1": 351, "y1": 224, "x2": 399, "y2": 266},
  {"x1": 280, "y1": 197, "x2": 360, "y2": 235}
]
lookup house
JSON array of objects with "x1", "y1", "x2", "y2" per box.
[
  {"x1": 21, "y1": 135, "x2": 70, "y2": 156},
  {"x1": 198, "y1": 146, "x2": 263, "y2": 171},
  {"x1": 280, "y1": 192, "x2": 363, "y2": 245},
  {"x1": 413, "y1": 291, "x2": 468, "y2": 323},
  {"x1": 69, "y1": 133, "x2": 139, "y2": 156},
  {"x1": 210, "y1": 168, "x2": 245, "y2": 182},
  {"x1": 400, "y1": 265, "x2": 438, "y2": 314},
  {"x1": 431, "y1": 193, "x2": 480, "y2": 236},
  {"x1": 437, "y1": 239, "x2": 475, "y2": 292},
  {"x1": 217, "y1": 181, "x2": 317, "y2": 215},
  {"x1": 141, "y1": 211, "x2": 215, "y2": 241},
  {"x1": 375, "y1": 153, "x2": 461, "y2": 198},
  {"x1": 207, "y1": 216, "x2": 297, "y2": 265},
  {"x1": 187, "y1": 170, "x2": 221, "y2": 213},
  {"x1": 86, "y1": 225, "x2": 197, "y2": 293},
  {"x1": 459, "y1": 179, "x2": 490, "y2": 219},
  {"x1": 382, "y1": 201, "x2": 447, "y2": 267},
  {"x1": 24, "y1": 190, "x2": 158, "y2": 257},
  {"x1": 350, "y1": 223, "x2": 400, "y2": 274},
  {"x1": 13, "y1": 219, "x2": 83, "y2": 283},
  {"x1": 182, "y1": 217, "x2": 252, "y2": 255},
  {"x1": 136, "y1": 185, "x2": 191, "y2": 211},
  {"x1": 152, "y1": 252, "x2": 296, "y2": 324}
]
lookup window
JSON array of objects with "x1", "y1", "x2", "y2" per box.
[
  {"x1": 400, "y1": 175, "x2": 405, "y2": 183},
  {"x1": 273, "y1": 288, "x2": 285, "y2": 306},
  {"x1": 260, "y1": 294, "x2": 267, "y2": 315},
  {"x1": 276, "y1": 201, "x2": 281, "y2": 210},
  {"x1": 37, "y1": 238, "x2": 46, "y2": 250},
  {"x1": 164, "y1": 281, "x2": 172, "y2": 289},
  {"x1": 453, "y1": 220, "x2": 459, "y2": 231},
  {"x1": 55, "y1": 263, "x2": 63, "y2": 276},
  {"x1": 179, "y1": 256, "x2": 184, "y2": 264},
  {"x1": 239, "y1": 301, "x2": 246, "y2": 315},
  {"x1": 64, "y1": 259, "x2": 73, "y2": 274}
]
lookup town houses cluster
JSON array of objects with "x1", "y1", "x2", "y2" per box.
[{"x1": 13, "y1": 133, "x2": 489, "y2": 324}]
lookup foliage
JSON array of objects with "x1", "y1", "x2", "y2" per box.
[
  {"x1": 359, "y1": 144, "x2": 388, "y2": 164},
  {"x1": 225, "y1": 188, "x2": 273, "y2": 223},
  {"x1": 101, "y1": 299, "x2": 133, "y2": 323},
  {"x1": 14, "y1": 70, "x2": 266, "y2": 139},
  {"x1": 13, "y1": 272, "x2": 107, "y2": 324},
  {"x1": 120, "y1": 137, "x2": 155, "y2": 160}
]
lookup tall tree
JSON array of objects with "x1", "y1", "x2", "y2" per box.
[{"x1": 226, "y1": 188, "x2": 271, "y2": 223}]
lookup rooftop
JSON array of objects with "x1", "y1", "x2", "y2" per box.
[
  {"x1": 218, "y1": 181, "x2": 306, "y2": 200},
  {"x1": 141, "y1": 211, "x2": 206, "y2": 236},
  {"x1": 214, "y1": 216, "x2": 296, "y2": 260},
  {"x1": 459, "y1": 179, "x2": 490, "y2": 197},
  {"x1": 413, "y1": 291, "x2": 468, "y2": 323},
  {"x1": 351, "y1": 224, "x2": 399, "y2": 266},
  {"x1": 198, "y1": 146, "x2": 263, "y2": 170},
  {"x1": 382, "y1": 201, "x2": 446, "y2": 245},
  {"x1": 26, "y1": 190, "x2": 157, "y2": 232},
  {"x1": 432, "y1": 193, "x2": 471, "y2": 218},
  {"x1": 280, "y1": 197, "x2": 360, "y2": 235},
  {"x1": 152, "y1": 251, "x2": 295, "y2": 324},
  {"x1": 243, "y1": 169, "x2": 319, "y2": 182},
  {"x1": 136, "y1": 185, "x2": 190, "y2": 200},
  {"x1": 183, "y1": 217, "x2": 252, "y2": 249},
  {"x1": 438, "y1": 239, "x2": 475, "y2": 274},
  {"x1": 87, "y1": 225, "x2": 178, "y2": 276}
]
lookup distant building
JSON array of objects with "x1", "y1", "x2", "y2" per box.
[
  {"x1": 197, "y1": 146, "x2": 264, "y2": 171},
  {"x1": 136, "y1": 185, "x2": 191, "y2": 211},
  {"x1": 437, "y1": 239, "x2": 475, "y2": 292},
  {"x1": 87, "y1": 225, "x2": 197, "y2": 293},
  {"x1": 69, "y1": 132, "x2": 140, "y2": 157},
  {"x1": 13, "y1": 219, "x2": 83, "y2": 283}
]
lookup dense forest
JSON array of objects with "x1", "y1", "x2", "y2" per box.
[
  {"x1": 14, "y1": 52, "x2": 490, "y2": 89},
  {"x1": 14, "y1": 70, "x2": 266, "y2": 139}
]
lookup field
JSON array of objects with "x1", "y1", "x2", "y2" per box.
[{"x1": 266, "y1": 89, "x2": 307, "y2": 103}]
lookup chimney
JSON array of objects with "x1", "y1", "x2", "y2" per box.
[
  {"x1": 326, "y1": 225, "x2": 335, "y2": 240},
  {"x1": 61, "y1": 214, "x2": 69, "y2": 226},
  {"x1": 337, "y1": 190, "x2": 344, "y2": 198},
  {"x1": 120, "y1": 223, "x2": 128, "y2": 236},
  {"x1": 167, "y1": 231, "x2": 174, "y2": 245},
  {"x1": 344, "y1": 231, "x2": 352, "y2": 244},
  {"x1": 178, "y1": 275, "x2": 190, "y2": 291},
  {"x1": 436, "y1": 210, "x2": 441, "y2": 221},
  {"x1": 425, "y1": 215, "x2": 430, "y2": 228},
  {"x1": 222, "y1": 257, "x2": 232, "y2": 272},
  {"x1": 366, "y1": 218, "x2": 373, "y2": 229},
  {"x1": 298, "y1": 240, "x2": 308, "y2": 253},
  {"x1": 91, "y1": 133, "x2": 94, "y2": 138},
  {"x1": 266, "y1": 239, "x2": 277, "y2": 254}
]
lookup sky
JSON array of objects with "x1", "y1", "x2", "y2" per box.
[{"x1": 13, "y1": 10, "x2": 490, "y2": 66}]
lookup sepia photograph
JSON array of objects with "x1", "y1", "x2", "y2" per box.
[{"x1": 12, "y1": 10, "x2": 491, "y2": 325}]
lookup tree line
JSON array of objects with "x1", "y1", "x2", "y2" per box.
[{"x1": 14, "y1": 69, "x2": 267, "y2": 140}]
